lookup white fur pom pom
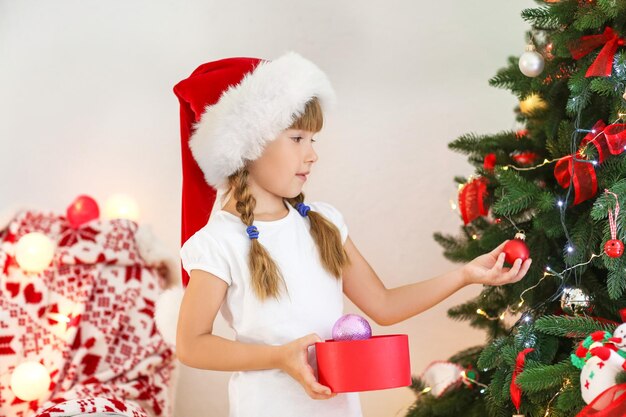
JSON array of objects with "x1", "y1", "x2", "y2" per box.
[
  {"x1": 155, "y1": 285, "x2": 184, "y2": 347},
  {"x1": 135, "y1": 224, "x2": 180, "y2": 288},
  {"x1": 135, "y1": 224, "x2": 170, "y2": 265}
]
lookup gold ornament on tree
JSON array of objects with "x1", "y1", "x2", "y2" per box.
[{"x1": 519, "y1": 93, "x2": 548, "y2": 114}]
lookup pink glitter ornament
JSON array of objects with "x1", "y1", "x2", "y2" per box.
[{"x1": 332, "y1": 313, "x2": 372, "y2": 341}]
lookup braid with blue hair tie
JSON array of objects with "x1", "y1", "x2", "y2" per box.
[
  {"x1": 295, "y1": 202, "x2": 310, "y2": 217},
  {"x1": 246, "y1": 225, "x2": 259, "y2": 240}
]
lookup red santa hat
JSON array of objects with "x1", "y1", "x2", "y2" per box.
[{"x1": 173, "y1": 51, "x2": 336, "y2": 287}]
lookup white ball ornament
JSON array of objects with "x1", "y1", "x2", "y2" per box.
[
  {"x1": 10, "y1": 361, "x2": 51, "y2": 401},
  {"x1": 15, "y1": 232, "x2": 55, "y2": 273},
  {"x1": 518, "y1": 44, "x2": 545, "y2": 77}
]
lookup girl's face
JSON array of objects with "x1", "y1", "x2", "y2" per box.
[{"x1": 247, "y1": 128, "x2": 318, "y2": 199}]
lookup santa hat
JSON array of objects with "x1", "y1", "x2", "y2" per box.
[{"x1": 173, "y1": 51, "x2": 337, "y2": 288}]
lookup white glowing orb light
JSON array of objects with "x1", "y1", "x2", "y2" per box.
[
  {"x1": 104, "y1": 194, "x2": 140, "y2": 221},
  {"x1": 10, "y1": 361, "x2": 50, "y2": 401},
  {"x1": 15, "y1": 232, "x2": 55, "y2": 273}
]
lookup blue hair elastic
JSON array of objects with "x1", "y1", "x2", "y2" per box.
[
  {"x1": 246, "y1": 225, "x2": 259, "y2": 239},
  {"x1": 295, "y1": 202, "x2": 310, "y2": 217}
]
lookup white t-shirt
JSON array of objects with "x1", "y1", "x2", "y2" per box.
[{"x1": 180, "y1": 200, "x2": 363, "y2": 417}]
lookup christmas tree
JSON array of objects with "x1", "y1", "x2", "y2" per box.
[{"x1": 406, "y1": 1, "x2": 626, "y2": 416}]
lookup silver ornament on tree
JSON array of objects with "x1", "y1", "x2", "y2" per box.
[
  {"x1": 518, "y1": 44, "x2": 545, "y2": 77},
  {"x1": 560, "y1": 287, "x2": 593, "y2": 315}
]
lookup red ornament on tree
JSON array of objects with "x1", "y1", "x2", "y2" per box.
[
  {"x1": 515, "y1": 129, "x2": 528, "y2": 139},
  {"x1": 605, "y1": 240, "x2": 625, "y2": 258},
  {"x1": 511, "y1": 151, "x2": 539, "y2": 166},
  {"x1": 503, "y1": 232, "x2": 530, "y2": 264},
  {"x1": 603, "y1": 189, "x2": 623, "y2": 258},
  {"x1": 458, "y1": 177, "x2": 490, "y2": 225},
  {"x1": 483, "y1": 153, "x2": 496, "y2": 171},
  {"x1": 66, "y1": 195, "x2": 100, "y2": 229}
]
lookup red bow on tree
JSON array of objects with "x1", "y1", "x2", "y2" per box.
[
  {"x1": 568, "y1": 27, "x2": 625, "y2": 77},
  {"x1": 553, "y1": 120, "x2": 626, "y2": 205}
]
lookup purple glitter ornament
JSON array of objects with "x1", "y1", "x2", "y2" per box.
[{"x1": 332, "y1": 313, "x2": 372, "y2": 341}]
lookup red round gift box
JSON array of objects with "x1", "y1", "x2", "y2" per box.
[{"x1": 315, "y1": 334, "x2": 411, "y2": 393}]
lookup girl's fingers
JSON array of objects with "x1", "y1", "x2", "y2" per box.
[
  {"x1": 303, "y1": 364, "x2": 331, "y2": 396},
  {"x1": 505, "y1": 259, "x2": 523, "y2": 280},
  {"x1": 493, "y1": 252, "x2": 505, "y2": 272},
  {"x1": 516, "y1": 258, "x2": 532, "y2": 280}
]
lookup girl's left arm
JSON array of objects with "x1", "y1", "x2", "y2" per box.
[{"x1": 341, "y1": 237, "x2": 532, "y2": 327}]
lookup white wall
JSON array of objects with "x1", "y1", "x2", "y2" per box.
[{"x1": 0, "y1": 0, "x2": 536, "y2": 416}]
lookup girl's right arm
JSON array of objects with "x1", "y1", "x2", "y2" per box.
[{"x1": 176, "y1": 269, "x2": 335, "y2": 400}]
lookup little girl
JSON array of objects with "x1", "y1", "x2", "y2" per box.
[{"x1": 173, "y1": 51, "x2": 532, "y2": 417}]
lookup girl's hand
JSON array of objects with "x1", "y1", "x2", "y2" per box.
[
  {"x1": 277, "y1": 333, "x2": 337, "y2": 400},
  {"x1": 462, "y1": 240, "x2": 532, "y2": 286}
]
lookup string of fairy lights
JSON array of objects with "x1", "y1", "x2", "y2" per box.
[
  {"x1": 465, "y1": 107, "x2": 626, "y2": 325},
  {"x1": 424, "y1": 102, "x2": 625, "y2": 416}
]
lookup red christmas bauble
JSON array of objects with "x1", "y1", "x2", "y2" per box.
[
  {"x1": 503, "y1": 233, "x2": 530, "y2": 264},
  {"x1": 604, "y1": 239, "x2": 624, "y2": 258},
  {"x1": 66, "y1": 195, "x2": 100, "y2": 228},
  {"x1": 511, "y1": 151, "x2": 538, "y2": 166},
  {"x1": 483, "y1": 153, "x2": 496, "y2": 171}
]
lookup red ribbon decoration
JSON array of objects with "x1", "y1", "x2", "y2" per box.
[
  {"x1": 603, "y1": 124, "x2": 626, "y2": 155},
  {"x1": 458, "y1": 177, "x2": 489, "y2": 225},
  {"x1": 568, "y1": 27, "x2": 625, "y2": 77},
  {"x1": 582, "y1": 120, "x2": 610, "y2": 163},
  {"x1": 510, "y1": 348, "x2": 535, "y2": 413},
  {"x1": 554, "y1": 156, "x2": 598, "y2": 205},
  {"x1": 552, "y1": 120, "x2": 602, "y2": 205},
  {"x1": 553, "y1": 119, "x2": 618, "y2": 206}
]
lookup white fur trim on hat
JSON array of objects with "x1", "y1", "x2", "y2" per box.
[{"x1": 189, "y1": 51, "x2": 337, "y2": 189}]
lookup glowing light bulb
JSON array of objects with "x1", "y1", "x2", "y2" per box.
[
  {"x1": 15, "y1": 232, "x2": 55, "y2": 273},
  {"x1": 10, "y1": 361, "x2": 50, "y2": 401},
  {"x1": 104, "y1": 194, "x2": 140, "y2": 221},
  {"x1": 567, "y1": 245, "x2": 574, "y2": 253}
]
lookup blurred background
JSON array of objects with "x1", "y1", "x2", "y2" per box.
[{"x1": 0, "y1": 0, "x2": 535, "y2": 415}]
